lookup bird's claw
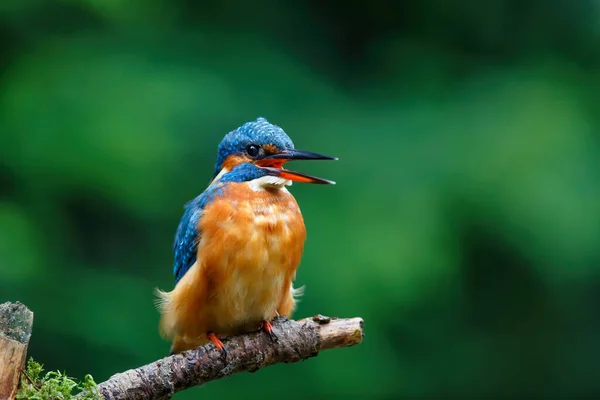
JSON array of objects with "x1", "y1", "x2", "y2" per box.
[
  {"x1": 263, "y1": 320, "x2": 278, "y2": 342},
  {"x1": 219, "y1": 347, "x2": 228, "y2": 359},
  {"x1": 207, "y1": 332, "x2": 227, "y2": 358}
]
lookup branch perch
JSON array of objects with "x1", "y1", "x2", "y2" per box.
[
  {"x1": 0, "y1": 302, "x2": 363, "y2": 400},
  {"x1": 86, "y1": 315, "x2": 364, "y2": 400}
]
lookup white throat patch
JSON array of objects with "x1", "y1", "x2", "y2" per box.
[
  {"x1": 211, "y1": 167, "x2": 292, "y2": 191},
  {"x1": 247, "y1": 175, "x2": 293, "y2": 191}
]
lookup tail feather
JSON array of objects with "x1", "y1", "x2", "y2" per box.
[
  {"x1": 291, "y1": 284, "x2": 305, "y2": 301},
  {"x1": 154, "y1": 287, "x2": 177, "y2": 340},
  {"x1": 278, "y1": 284, "x2": 305, "y2": 317},
  {"x1": 153, "y1": 287, "x2": 170, "y2": 312}
]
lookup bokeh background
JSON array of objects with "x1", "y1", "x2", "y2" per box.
[{"x1": 2, "y1": 0, "x2": 600, "y2": 398}]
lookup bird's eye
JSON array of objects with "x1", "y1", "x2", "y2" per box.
[{"x1": 246, "y1": 144, "x2": 260, "y2": 157}]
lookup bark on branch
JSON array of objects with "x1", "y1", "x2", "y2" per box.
[
  {"x1": 88, "y1": 315, "x2": 364, "y2": 400},
  {"x1": 0, "y1": 301, "x2": 34, "y2": 400}
]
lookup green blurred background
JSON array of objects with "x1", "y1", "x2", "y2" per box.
[{"x1": 2, "y1": 0, "x2": 600, "y2": 398}]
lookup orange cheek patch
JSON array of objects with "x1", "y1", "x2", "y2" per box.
[
  {"x1": 221, "y1": 155, "x2": 251, "y2": 170},
  {"x1": 263, "y1": 144, "x2": 279, "y2": 154}
]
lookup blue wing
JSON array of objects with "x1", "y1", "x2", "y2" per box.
[
  {"x1": 172, "y1": 186, "x2": 222, "y2": 284},
  {"x1": 172, "y1": 204, "x2": 201, "y2": 283}
]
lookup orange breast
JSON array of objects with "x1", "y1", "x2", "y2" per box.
[{"x1": 194, "y1": 182, "x2": 306, "y2": 335}]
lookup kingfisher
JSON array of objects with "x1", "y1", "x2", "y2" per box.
[{"x1": 155, "y1": 117, "x2": 336, "y2": 355}]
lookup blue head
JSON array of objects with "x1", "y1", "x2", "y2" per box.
[{"x1": 211, "y1": 117, "x2": 337, "y2": 185}]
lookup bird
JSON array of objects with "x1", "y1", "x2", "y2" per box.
[{"x1": 155, "y1": 117, "x2": 337, "y2": 355}]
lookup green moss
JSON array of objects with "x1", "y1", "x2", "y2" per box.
[{"x1": 17, "y1": 358, "x2": 103, "y2": 400}]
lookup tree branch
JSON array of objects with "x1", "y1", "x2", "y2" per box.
[
  {"x1": 87, "y1": 315, "x2": 364, "y2": 400},
  {"x1": 1, "y1": 301, "x2": 363, "y2": 400}
]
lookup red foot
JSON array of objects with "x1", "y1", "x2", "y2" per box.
[
  {"x1": 207, "y1": 332, "x2": 227, "y2": 357},
  {"x1": 263, "y1": 320, "x2": 278, "y2": 342}
]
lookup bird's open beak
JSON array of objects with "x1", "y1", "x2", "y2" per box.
[{"x1": 255, "y1": 149, "x2": 337, "y2": 184}]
